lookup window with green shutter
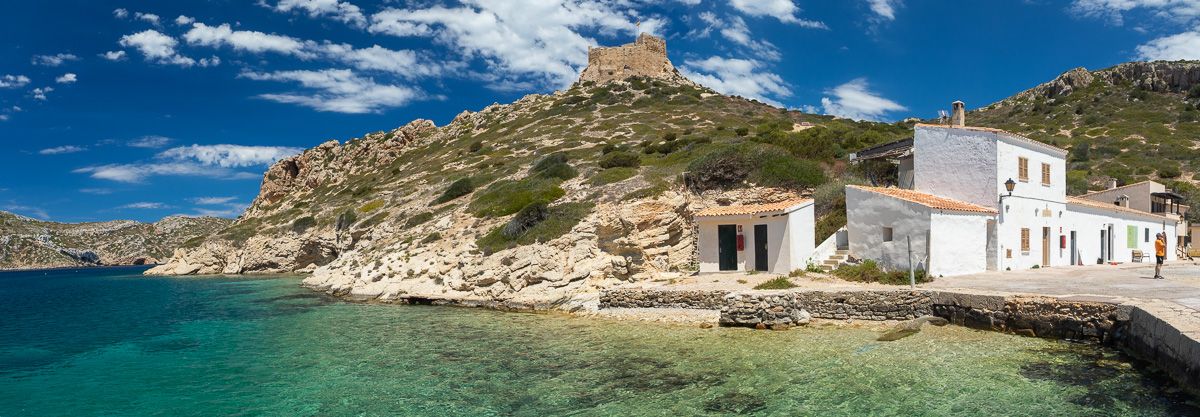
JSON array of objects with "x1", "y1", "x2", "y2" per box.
[{"x1": 1127, "y1": 225, "x2": 1138, "y2": 249}]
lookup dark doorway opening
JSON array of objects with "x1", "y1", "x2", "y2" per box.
[
  {"x1": 754, "y1": 224, "x2": 768, "y2": 272},
  {"x1": 718, "y1": 225, "x2": 738, "y2": 271}
]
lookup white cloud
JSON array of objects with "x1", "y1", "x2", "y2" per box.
[
  {"x1": 0, "y1": 115, "x2": 8, "y2": 121},
  {"x1": 80, "y1": 188, "x2": 113, "y2": 195},
  {"x1": 74, "y1": 144, "x2": 299, "y2": 183},
  {"x1": 32, "y1": 53, "x2": 80, "y2": 67},
  {"x1": 135, "y1": 12, "x2": 161, "y2": 25},
  {"x1": 157, "y1": 144, "x2": 303, "y2": 168},
  {"x1": 191, "y1": 203, "x2": 248, "y2": 218},
  {"x1": 183, "y1": 23, "x2": 315, "y2": 58},
  {"x1": 175, "y1": 15, "x2": 195, "y2": 26},
  {"x1": 193, "y1": 196, "x2": 237, "y2": 205},
  {"x1": 32, "y1": 87, "x2": 54, "y2": 100},
  {"x1": 113, "y1": 8, "x2": 129, "y2": 19},
  {"x1": 101, "y1": 50, "x2": 127, "y2": 61},
  {"x1": 1136, "y1": 29, "x2": 1200, "y2": 60},
  {"x1": 1070, "y1": 0, "x2": 1200, "y2": 26},
  {"x1": 119, "y1": 30, "x2": 198, "y2": 67},
  {"x1": 680, "y1": 56, "x2": 790, "y2": 106},
  {"x1": 696, "y1": 12, "x2": 780, "y2": 60},
  {"x1": 271, "y1": 0, "x2": 368, "y2": 28},
  {"x1": 128, "y1": 135, "x2": 173, "y2": 148},
  {"x1": 0, "y1": 74, "x2": 31, "y2": 88},
  {"x1": 120, "y1": 202, "x2": 168, "y2": 209},
  {"x1": 39, "y1": 145, "x2": 86, "y2": 155},
  {"x1": 729, "y1": 0, "x2": 827, "y2": 28},
  {"x1": 867, "y1": 0, "x2": 899, "y2": 21},
  {"x1": 55, "y1": 73, "x2": 77, "y2": 84},
  {"x1": 240, "y1": 69, "x2": 424, "y2": 113},
  {"x1": 818, "y1": 78, "x2": 907, "y2": 121},
  {"x1": 368, "y1": 0, "x2": 653, "y2": 88}
]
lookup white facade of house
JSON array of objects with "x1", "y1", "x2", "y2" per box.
[
  {"x1": 846, "y1": 186, "x2": 991, "y2": 277},
  {"x1": 846, "y1": 120, "x2": 1179, "y2": 277},
  {"x1": 696, "y1": 200, "x2": 815, "y2": 274}
]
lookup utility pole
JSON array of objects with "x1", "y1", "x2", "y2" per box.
[{"x1": 907, "y1": 235, "x2": 915, "y2": 289}]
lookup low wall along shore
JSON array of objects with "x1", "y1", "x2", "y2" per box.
[{"x1": 598, "y1": 287, "x2": 1200, "y2": 396}]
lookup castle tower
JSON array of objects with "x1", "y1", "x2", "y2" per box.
[{"x1": 577, "y1": 33, "x2": 688, "y2": 85}]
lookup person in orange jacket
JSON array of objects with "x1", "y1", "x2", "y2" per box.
[{"x1": 1154, "y1": 232, "x2": 1167, "y2": 279}]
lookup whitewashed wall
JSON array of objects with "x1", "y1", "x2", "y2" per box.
[
  {"x1": 696, "y1": 202, "x2": 815, "y2": 274},
  {"x1": 912, "y1": 126, "x2": 998, "y2": 207},
  {"x1": 995, "y1": 139, "x2": 1067, "y2": 205},
  {"x1": 846, "y1": 187, "x2": 932, "y2": 273},
  {"x1": 787, "y1": 203, "x2": 816, "y2": 269},
  {"x1": 929, "y1": 211, "x2": 990, "y2": 276},
  {"x1": 1066, "y1": 205, "x2": 1178, "y2": 265},
  {"x1": 996, "y1": 197, "x2": 1069, "y2": 271}
]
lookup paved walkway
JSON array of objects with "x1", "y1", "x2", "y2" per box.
[{"x1": 924, "y1": 261, "x2": 1200, "y2": 313}]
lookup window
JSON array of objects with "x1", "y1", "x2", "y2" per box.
[
  {"x1": 1020, "y1": 228, "x2": 1031, "y2": 252},
  {"x1": 1041, "y1": 163, "x2": 1051, "y2": 185},
  {"x1": 1145, "y1": 228, "x2": 1150, "y2": 243},
  {"x1": 1006, "y1": 249, "x2": 1013, "y2": 259},
  {"x1": 1018, "y1": 157, "x2": 1029, "y2": 182},
  {"x1": 882, "y1": 227, "x2": 893, "y2": 242}
]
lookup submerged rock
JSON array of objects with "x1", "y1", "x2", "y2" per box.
[{"x1": 877, "y1": 315, "x2": 949, "y2": 341}]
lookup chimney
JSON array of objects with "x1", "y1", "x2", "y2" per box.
[
  {"x1": 1117, "y1": 195, "x2": 1130, "y2": 207},
  {"x1": 1107, "y1": 178, "x2": 1119, "y2": 190},
  {"x1": 950, "y1": 101, "x2": 966, "y2": 127}
]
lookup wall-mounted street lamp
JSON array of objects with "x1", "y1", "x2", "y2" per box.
[{"x1": 1000, "y1": 178, "x2": 1016, "y2": 201}]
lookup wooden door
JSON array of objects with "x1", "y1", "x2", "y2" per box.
[
  {"x1": 754, "y1": 224, "x2": 768, "y2": 272},
  {"x1": 718, "y1": 225, "x2": 737, "y2": 271}
]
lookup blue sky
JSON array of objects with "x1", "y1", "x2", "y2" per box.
[{"x1": 2, "y1": 0, "x2": 1199, "y2": 223}]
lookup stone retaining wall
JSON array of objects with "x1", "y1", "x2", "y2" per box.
[
  {"x1": 600, "y1": 288, "x2": 729, "y2": 310},
  {"x1": 929, "y1": 292, "x2": 1128, "y2": 342},
  {"x1": 796, "y1": 291, "x2": 931, "y2": 321}
]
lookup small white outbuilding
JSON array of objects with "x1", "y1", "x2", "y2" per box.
[
  {"x1": 846, "y1": 185, "x2": 998, "y2": 277},
  {"x1": 695, "y1": 199, "x2": 815, "y2": 274}
]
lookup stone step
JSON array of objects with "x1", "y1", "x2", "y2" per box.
[
  {"x1": 827, "y1": 254, "x2": 846, "y2": 261},
  {"x1": 822, "y1": 260, "x2": 841, "y2": 266},
  {"x1": 835, "y1": 249, "x2": 850, "y2": 255}
]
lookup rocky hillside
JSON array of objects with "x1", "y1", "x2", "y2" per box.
[
  {"x1": 970, "y1": 60, "x2": 1200, "y2": 213},
  {"x1": 147, "y1": 73, "x2": 910, "y2": 308},
  {"x1": 0, "y1": 211, "x2": 231, "y2": 270}
]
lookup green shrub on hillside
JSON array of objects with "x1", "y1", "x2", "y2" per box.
[
  {"x1": 358, "y1": 199, "x2": 384, "y2": 213},
  {"x1": 599, "y1": 151, "x2": 641, "y2": 169},
  {"x1": 435, "y1": 177, "x2": 476, "y2": 204},
  {"x1": 501, "y1": 202, "x2": 548, "y2": 238},
  {"x1": 1189, "y1": 84, "x2": 1200, "y2": 98},
  {"x1": 336, "y1": 210, "x2": 357, "y2": 231},
  {"x1": 1158, "y1": 164, "x2": 1182, "y2": 179},
  {"x1": 589, "y1": 167, "x2": 637, "y2": 186},
  {"x1": 292, "y1": 216, "x2": 316, "y2": 234},
  {"x1": 686, "y1": 143, "x2": 826, "y2": 191},
  {"x1": 469, "y1": 141, "x2": 484, "y2": 153},
  {"x1": 531, "y1": 152, "x2": 577, "y2": 180},
  {"x1": 404, "y1": 211, "x2": 434, "y2": 228},
  {"x1": 476, "y1": 202, "x2": 593, "y2": 255},
  {"x1": 469, "y1": 177, "x2": 565, "y2": 218}
]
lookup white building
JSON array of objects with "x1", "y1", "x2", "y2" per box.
[
  {"x1": 846, "y1": 101, "x2": 1179, "y2": 276},
  {"x1": 695, "y1": 199, "x2": 815, "y2": 274}
]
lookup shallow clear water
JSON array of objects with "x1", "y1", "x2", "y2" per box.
[{"x1": 0, "y1": 267, "x2": 1195, "y2": 416}]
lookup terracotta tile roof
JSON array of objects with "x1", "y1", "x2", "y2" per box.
[
  {"x1": 914, "y1": 123, "x2": 1068, "y2": 156},
  {"x1": 695, "y1": 199, "x2": 812, "y2": 217},
  {"x1": 1066, "y1": 196, "x2": 1176, "y2": 222},
  {"x1": 849, "y1": 185, "x2": 997, "y2": 214}
]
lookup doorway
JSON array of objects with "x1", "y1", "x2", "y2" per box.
[
  {"x1": 1042, "y1": 227, "x2": 1051, "y2": 267},
  {"x1": 718, "y1": 225, "x2": 738, "y2": 271},
  {"x1": 1069, "y1": 231, "x2": 1077, "y2": 266},
  {"x1": 753, "y1": 224, "x2": 769, "y2": 272}
]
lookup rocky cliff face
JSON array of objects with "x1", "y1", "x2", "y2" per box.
[
  {"x1": 1001, "y1": 61, "x2": 1200, "y2": 102},
  {"x1": 0, "y1": 212, "x2": 231, "y2": 270}
]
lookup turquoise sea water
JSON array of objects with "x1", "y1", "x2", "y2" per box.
[{"x1": 0, "y1": 267, "x2": 1196, "y2": 416}]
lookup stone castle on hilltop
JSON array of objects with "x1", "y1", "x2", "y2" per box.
[{"x1": 577, "y1": 33, "x2": 690, "y2": 84}]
